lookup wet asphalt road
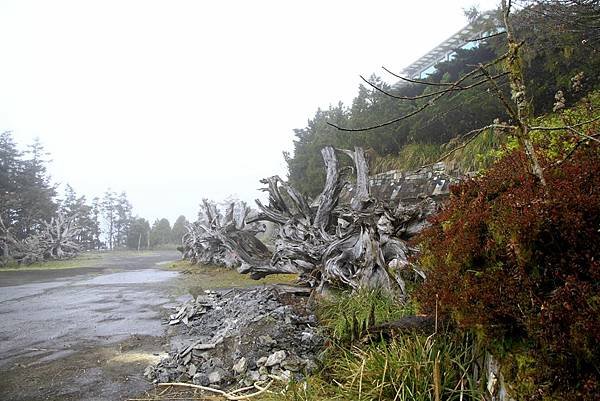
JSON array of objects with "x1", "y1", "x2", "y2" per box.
[{"x1": 0, "y1": 250, "x2": 183, "y2": 401}]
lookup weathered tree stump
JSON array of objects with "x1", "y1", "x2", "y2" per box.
[{"x1": 207, "y1": 146, "x2": 440, "y2": 294}]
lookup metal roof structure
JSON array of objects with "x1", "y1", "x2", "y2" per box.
[{"x1": 400, "y1": 13, "x2": 497, "y2": 79}]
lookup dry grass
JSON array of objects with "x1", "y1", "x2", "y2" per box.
[{"x1": 166, "y1": 260, "x2": 298, "y2": 290}]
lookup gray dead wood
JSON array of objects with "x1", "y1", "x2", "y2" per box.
[
  {"x1": 214, "y1": 146, "x2": 439, "y2": 294},
  {"x1": 181, "y1": 200, "x2": 267, "y2": 268},
  {"x1": 0, "y1": 213, "x2": 82, "y2": 265}
]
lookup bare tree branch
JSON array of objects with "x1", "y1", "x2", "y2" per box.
[
  {"x1": 430, "y1": 124, "x2": 516, "y2": 165},
  {"x1": 529, "y1": 114, "x2": 600, "y2": 131},
  {"x1": 360, "y1": 71, "x2": 510, "y2": 101},
  {"x1": 478, "y1": 63, "x2": 519, "y2": 122},
  {"x1": 565, "y1": 127, "x2": 600, "y2": 144},
  {"x1": 329, "y1": 55, "x2": 509, "y2": 132},
  {"x1": 381, "y1": 66, "x2": 467, "y2": 87},
  {"x1": 548, "y1": 131, "x2": 600, "y2": 168},
  {"x1": 466, "y1": 31, "x2": 507, "y2": 42}
]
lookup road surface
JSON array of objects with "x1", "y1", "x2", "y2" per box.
[{"x1": 0, "y1": 250, "x2": 183, "y2": 401}]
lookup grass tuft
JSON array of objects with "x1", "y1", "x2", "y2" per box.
[
  {"x1": 317, "y1": 288, "x2": 415, "y2": 342},
  {"x1": 167, "y1": 260, "x2": 298, "y2": 290},
  {"x1": 0, "y1": 252, "x2": 102, "y2": 271},
  {"x1": 320, "y1": 332, "x2": 481, "y2": 401},
  {"x1": 254, "y1": 289, "x2": 483, "y2": 401}
]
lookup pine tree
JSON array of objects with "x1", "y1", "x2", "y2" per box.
[{"x1": 171, "y1": 215, "x2": 188, "y2": 245}]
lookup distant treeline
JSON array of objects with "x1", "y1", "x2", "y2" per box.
[{"x1": 0, "y1": 131, "x2": 187, "y2": 253}]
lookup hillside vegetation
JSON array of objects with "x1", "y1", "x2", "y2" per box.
[
  {"x1": 271, "y1": 2, "x2": 600, "y2": 400},
  {"x1": 286, "y1": 5, "x2": 600, "y2": 197}
]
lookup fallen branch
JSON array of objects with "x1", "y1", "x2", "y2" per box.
[{"x1": 156, "y1": 379, "x2": 273, "y2": 400}]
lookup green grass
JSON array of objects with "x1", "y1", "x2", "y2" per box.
[
  {"x1": 372, "y1": 90, "x2": 600, "y2": 178},
  {"x1": 0, "y1": 249, "x2": 170, "y2": 271},
  {"x1": 166, "y1": 260, "x2": 298, "y2": 290},
  {"x1": 372, "y1": 143, "x2": 444, "y2": 173},
  {"x1": 316, "y1": 332, "x2": 481, "y2": 401},
  {"x1": 0, "y1": 252, "x2": 102, "y2": 271},
  {"x1": 371, "y1": 130, "x2": 507, "y2": 176},
  {"x1": 317, "y1": 288, "x2": 416, "y2": 342},
  {"x1": 257, "y1": 289, "x2": 482, "y2": 401}
]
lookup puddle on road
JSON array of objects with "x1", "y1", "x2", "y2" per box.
[{"x1": 79, "y1": 269, "x2": 178, "y2": 285}]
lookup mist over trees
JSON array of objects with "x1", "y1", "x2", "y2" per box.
[
  {"x1": 0, "y1": 133, "x2": 57, "y2": 240},
  {"x1": 59, "y1": 184, "x2": 101, "y2": 250},
  {"x1": 127, "y1": 217, "x2": 151, "y2": 250},
  {"x1": 171, "y1": 215, "x2": 188, "y2": 245},
  {"x1": 0, "y1": 132, "x2": 182, "y2": 263},
  {"x1": 150, "y1": 218, "x2": 172, "y2": 248}
]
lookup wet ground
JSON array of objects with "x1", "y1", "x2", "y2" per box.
[{"x1": 0, "y1": 250, "x2": 184, "y2": 401}]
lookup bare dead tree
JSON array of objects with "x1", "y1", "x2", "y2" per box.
[
  {"x1": 42, "y1": 213, "x2": 82, "y2": 260},
  {"x1": 0, "y1": 213, "x2": 82, "y2": 265},
  {"x1": 181, "y1": 200, "x2": 266, "y2": 267}
]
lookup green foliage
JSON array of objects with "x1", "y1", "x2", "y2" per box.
[
  {"x1": 532, "y1": 91, "x2": 600, "y2": 158},
  {"x1": 0, "y1": 132, "x2": 148, "y2": 259},
  {"x1": 167, "y1": 260, "x2": 298, "y2": 291},
  {"x1": 171, "y1": 215, "x2": 188, "y2": 245},
  {"x1": 449, "y1": 126, "x2": 509, "y2": 172},
  {"x1": 149, "y1": 217, "x2": 172, "y2": 247},
  {"x1": 126, "y1": 217, "x2": 151, "y2": 250},
  {"x1": 261, "y1": 290, "x2": 482, "y2": 401},
  {"x1": 371, "y1": 143, "x2": 444, "y2": 173},
  {"x1": 317, "y1": 289, "x2": 415, "y2": 342},
  {"x1": 100, "y1": 190, "x2": 133, "y2": 249},
  {"x1": 514, "y1": 3, "x2": 600, "y2": 115},
  {"x1": 414, "y1": 142, "x2": 600, "y2": 400},
  {"x1": 370, "y1": 127, "x2": 510, "y2": 174},
  {"x1": 286, "y1": 103, "x2": 349, "y2": 197},
  {"x1": 319, "y1": 333, "x2": 481, "y2": 401},
  {"x1": 285, "y1": 6, "x2": 600, "y2": 194},
  {"x1": 0, "y1": 251, "x2": 101, "y2": 271},
  {"x1": 0, "y1": 133, "x2": 57, "y2": 239},
  {"x1": 59, "y1": 184, "x2": 101, "y2": 250}
]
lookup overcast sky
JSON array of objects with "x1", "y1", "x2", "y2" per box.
[{"x1": 0, "y1": 0, "x2": 497, "y2": 224}]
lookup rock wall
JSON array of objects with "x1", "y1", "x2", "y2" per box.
[{"x1": 343, "y1": 162, "x2": 461, "y2": 204}]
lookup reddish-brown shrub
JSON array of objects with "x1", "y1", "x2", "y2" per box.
[{"x1": 415, "y1": 143, "x2": 600, "y2": 399}]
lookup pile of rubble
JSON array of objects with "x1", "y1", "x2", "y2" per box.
[{"x1": 145, "y1": 286, "x2": 322, "y2": 390}]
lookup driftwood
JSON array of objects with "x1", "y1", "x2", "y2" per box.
[
  {"x1": 42, "y1": 213, "x2": 82, "y2": 259},
  {"x1": 181, "y1": 200, "x2": 267, "y2": 267},
  {"x1": 0, "y1": 213, "x2": 82, "y2": 265},
  {"x1": 181, "y1": 146, "x2": 438, "y2": 293},
  {"x1": 221, "y1": 146, "x2": 439, "y2": 294}
]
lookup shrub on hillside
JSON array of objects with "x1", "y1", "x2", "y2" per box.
[{"x1": 414, "y1": 143, "x2": 600, "y2": 399}]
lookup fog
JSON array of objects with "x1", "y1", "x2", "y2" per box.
[{"x1": 0, "y1": 0, "x2": 497, "y2": 223}]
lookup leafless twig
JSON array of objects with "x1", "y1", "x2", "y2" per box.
[
  {"x1": 360, "y1": 71, "x2": 509, "y2": 101},
  {"x1": 329, "y1": 55, "x2": 509, "y2": 132},
  {"x1": 529, "y1": 114, "x2": 600, "y2": 131},
  {"x1": 434, "y1": 124, "x2": 516, "y2": 164},
  {"x1": 381, "y1": 66, "x2": 460, "y2": 87},
  {"x1": 466, "y1": 31, "x2": 507, "y2": 42}
]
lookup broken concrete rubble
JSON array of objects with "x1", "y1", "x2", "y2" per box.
[{"x1": 145, "y1": 285, "x2": 322, "y2": 390}]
